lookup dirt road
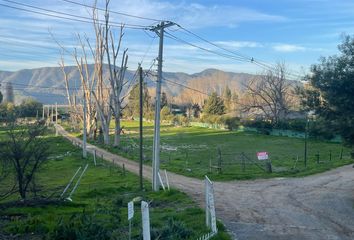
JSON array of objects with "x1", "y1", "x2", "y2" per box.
[{"x1": 57, "y1": 125, "x2": 354, "y2": 240}]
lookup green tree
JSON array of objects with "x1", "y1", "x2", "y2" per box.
[
  {"x1": 0, "y1": 102, "x2": 16, "y2": 122},
  {"x1": 231, "y1": 91, "x2": 239, "y2": 111},
  {"x1": 203, "y1": 92, "x2": 225, "y2": 115},
  {"x1": 161, "y1": 106, "x2": 172, "y2": 121},
  {"x1": 161, "y1": 92, "x2": 168, "y2": 109},
  {"x1": 0, "y1": 121, "x2": 49, "y2": 200},
  {"x1": 18, "y1": 98, "x2": 43, "y2": 118},
  {"x1": 0, "y1": 91, "x2": 3, "y2": 104},
  {"x1": 306, "y1": 35, "x2": 354, "y2": 150},
  {"x1": 222, "y1": 86, "x2": 232, "y2": 112},
  {"x1": 126, "y1": 82, "x2": 151, "y2": 118}
]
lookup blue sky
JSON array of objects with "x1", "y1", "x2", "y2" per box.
[{"x1": 0, "y1": 0, "x2": 353, "y2": 78}]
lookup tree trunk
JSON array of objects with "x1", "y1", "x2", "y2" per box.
[
  {"x1": 114, "y1": 117, "x2": 120, "y2": 147},
  {"x1": 17, "y1": 173, "x2": 26, "y2": 200},
  {"x1": 103, "y1": 127, "x2": 110, "y2": 145}
]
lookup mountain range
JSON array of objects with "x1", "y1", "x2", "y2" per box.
[{"x1": 0, "y1": 65, "x2": 256, "y2": 104}]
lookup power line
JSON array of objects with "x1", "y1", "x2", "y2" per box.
[
  {"x1": 0, "y1": 1, "x2": 148, "y2": 29},
  {"x1": 170, "y1": 25, "x2": 305, "y2": 80},
  {"x1": 164, "y1": 31, "x2": 247, "y2": 62},
  {"x1": 165, "y1": 31, "x2": 302, "y2": 82},
  {"x1": 176, "y1": 24, "x2": 251, "y2": 62},
  {"x1": 162, "y1": 77, "x2": 210, "y2": 97},
  {"x1": 61, "y1": 0, "x2": 162, "y2": 22}
]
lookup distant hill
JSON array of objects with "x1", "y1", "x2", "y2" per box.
[{"x1": 0, "y1": 65, "x2": 256, "y2": 104}]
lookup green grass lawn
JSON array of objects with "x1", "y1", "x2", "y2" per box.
[
  {"x1": 83, "y1": 120, "x2": 354, "y2": 181},
  {"x1": 0, "y1": 127, "x2": 230, "y2": 240}
]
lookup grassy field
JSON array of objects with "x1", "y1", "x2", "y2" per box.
[
  {"x1": 0, "y1": 126, "x2": 230, "y2": 240},
  {"x1": 82, "y1": 120, "x2": 354, "y2": 181}
]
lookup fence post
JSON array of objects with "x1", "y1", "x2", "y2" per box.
[
  {"x1": 241, "y1": 153, "x2": 245, "y2": 172},
  {"x1": 316, "y1": 151, "x2": 320, "y2": 164},
  {"x1": 329, "y1": 150, "x2": 332, "y2": 161},
  {"x1": 185, "y1": 150, "x2": 189, "y2": 169},
  {"x1": 217, "y1": 147, "x2": 222, "y2": 174},
  {"x1": 340, "y1": 148, "x2": 343, "y2": 160},
  {"x1": 209, "y1": 154, "x2": 212, "y2": 173},
  {"x1": 93, "y1": 150, "x2": 97, "y2": 166}
]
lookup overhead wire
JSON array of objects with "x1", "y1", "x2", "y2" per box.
[
  {"x1": 164, "y1": 31, "x2": 247, "y2": 62},
  {"x1": 61, "y1": 0, "x2": 163, "y2": 22},
  {"x1": 0, "y1": 1, "x2": 148, "y2": 29},
  {"x1": 0, "y1": 0, "x2": 307, "y2": 90},
  {"x1": 170, "y1": 25, "x2": 305, "y2": 80}
]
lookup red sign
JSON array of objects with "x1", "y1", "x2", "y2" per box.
[{"x1": 257, "y1": 152, "x2": 268, "y2": 160}]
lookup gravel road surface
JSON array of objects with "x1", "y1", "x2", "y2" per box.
[{"x1": 57, "y1": 125, "x2": 354, "y2": 240}]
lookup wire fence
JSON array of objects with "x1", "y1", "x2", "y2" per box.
[{"x1": 109, "y1": 134, "x2": 353, "y2": 179}]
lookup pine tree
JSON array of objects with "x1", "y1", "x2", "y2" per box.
[
  {"x1": 127, "y1": 82, "x2": 151, "y2": 117},
  {"x1": 161, "y1": 92, "x2": 168, "y2": 108},
  {"x1": 203, "y1": 92, "x2": 225, "y2": 115},
  {"x1": 222, "y1": 86, "x2": 232, "y2": 112}
]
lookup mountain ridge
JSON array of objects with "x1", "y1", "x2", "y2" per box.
[{"x1": 0, "y1": 65, "x2": 257, "y2": 104}]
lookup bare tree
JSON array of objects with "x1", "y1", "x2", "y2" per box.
[
  {"x1": 0, "y1": 120, "x2": 49, "y2": 200},
  {"x1": 59, "y1": 0, "x2": 128, "y2": 146},
  {"x1": 241, "y1": 63, "x2": 296, "y2": 124},
  {"x1": 89, "y1": 3, "x2": 112, "y2": 145},
  {"x1": 59, "y1": 38, "x2": 98, "y2": 139},
  {"x1": 103, "y1": 0, "x2": 129, "y2": 147}
]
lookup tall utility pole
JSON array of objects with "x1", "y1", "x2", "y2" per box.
[
  {"x1": 139, "y1": 64, "x2": 144, "y2": 190},
  {"x1": 150, "y1": 21, "x2": 176, "y2": 191},
  {"x1": 47, "y1": 106, "x2": 50, "y2": 122},
  {"x1": 51, "y1": 105, "x2": 54, "y2": 123},
  {"x1": 304, "y1": 118, "x2": 310, "y2": 167},
  {"x1": 83, "y1": 96, "x2": 87, "y2": 158},
  {"x1": 55, "y1": 102, "x2": 58, "y2": 136}
]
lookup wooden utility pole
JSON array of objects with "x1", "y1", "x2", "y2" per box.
[
  {"x1": 55, "y1": 102, "x2": 58, "y2": 136},
  {"x1": 150, "y1": 21, "x2": 176, "y2": 191},
  {"x1": 139, "y1": 64, "x2": 144, "y2": 190},
  {"x1": 51, "y1": 105, "x2": 54, "y2": 123},
  {"x1": 47, "y1": 105, "x2": 50, "y2": 122},
  {"x1": 304, "y1": 118, "x2": 309, "y2": 167},
  {"x1": 83, "y1": 96, "x2": 87, "y2": 158}
]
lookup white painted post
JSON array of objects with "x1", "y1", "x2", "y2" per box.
[
  {"x1": 205, "y1": 176, "x2": 217, "y2": 233},
  {"x1": 47, "y1": 106, "x2": 50, "y2": 122},
  {"x1": 55, "y1": 102, "x2": 58, "y2": 136},
  {"x1": 93, "y1": 150, "x2": 97, "y2": 166},
  {"x1": 67, "y1": 164, "x2": 88, "y2": 201},
  {"x1": 51, "y1": 105, "x2": 54, "y2": 123},
  {"x1": 60, "y1": 166, "x2": 82, "y2": 198},
  {"x1": 141, "y1": 201, "x2": 151, "y2": 240},
  {"x1": 205, "y1": 177, "x2": 210, "y2": 227},
  {"x1": 158, "y1": 171, "x2": 165, "y2": 191},
  {"x1": 164, "y1": 169, "x2": 170, "y2": 190},
  {"x1": 128, "y1": 201, "x2": 134, "y2": 240}
]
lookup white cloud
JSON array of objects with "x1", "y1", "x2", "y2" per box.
[
  {"x1": 273, "y1": 44, "x2": 306, "y2": 52},
  {"x1": 106, "y1": 0, "x2": 286, "y2": 29},
  {"x1": 214, "y1": 41, "x2": 263, "y2": 49}
]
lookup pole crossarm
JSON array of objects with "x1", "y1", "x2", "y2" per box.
[{"x1": 147, "y1": 21, "x2": 176, "y2": 34}]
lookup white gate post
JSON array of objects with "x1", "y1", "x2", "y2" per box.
[{"x1": 141, "y1": 201, "x2": 151, "y2": 240}]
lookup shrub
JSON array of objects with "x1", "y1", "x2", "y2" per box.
[
  {"x1": 150, "y1": 218, "x2": 192, "y2": 240},
  {"x1": 51, "y1": 211, "x2": 110, "y2": 240}
]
